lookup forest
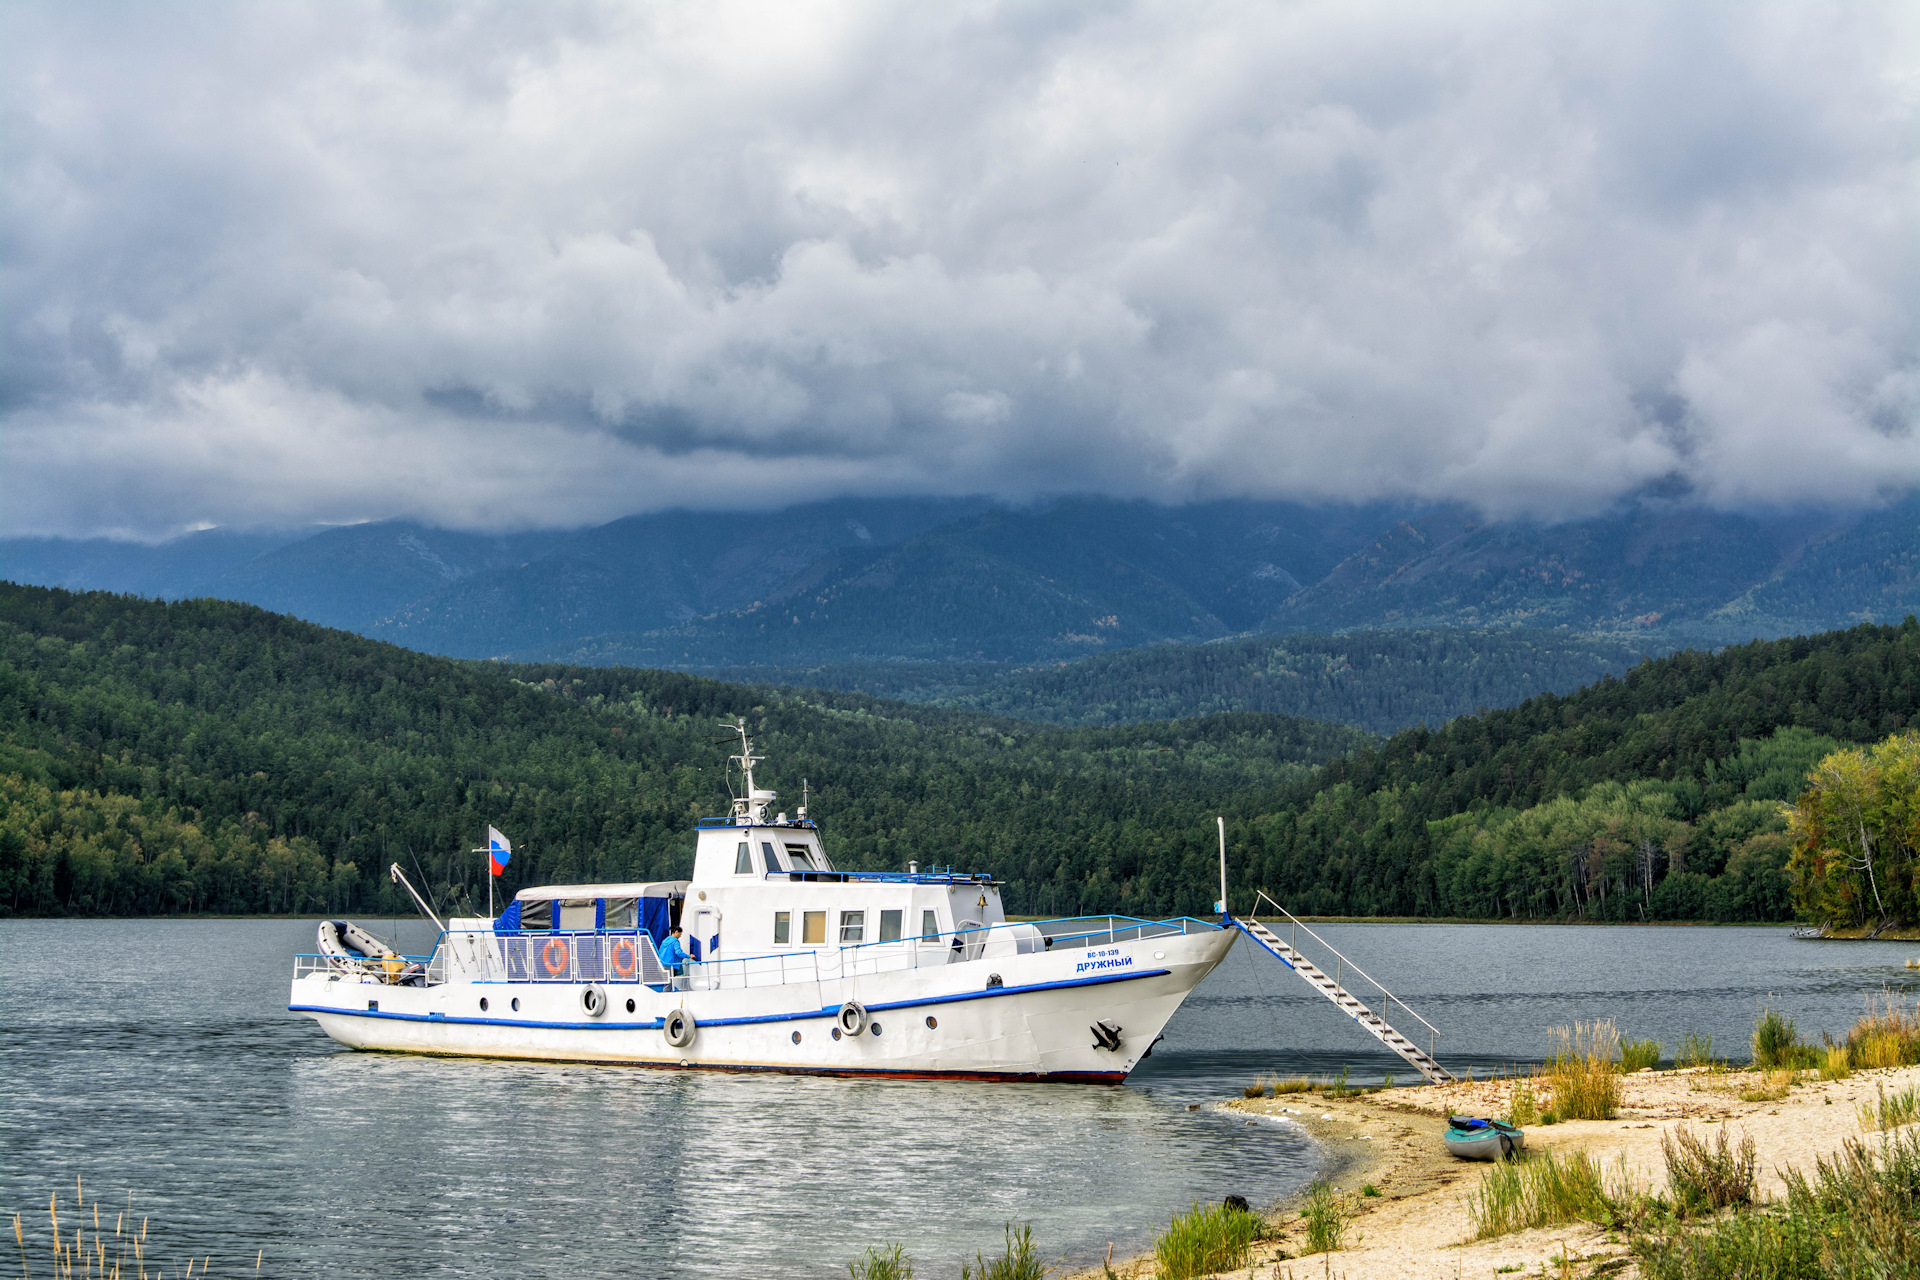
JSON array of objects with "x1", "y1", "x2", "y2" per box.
[
  {"x1": 1234, "y1": 619, "x2": 1920, "y2": 921},
  {"x1": 0, "y1": 585, "x2": 1360, "y2": 919},
  {"x1": 3, "y1": 582, "x2": 1917, "y2": 924}
]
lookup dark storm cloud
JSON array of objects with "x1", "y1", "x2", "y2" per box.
[{"x1": 2, "y1": 0, "x2": 1914, "y2": 536}]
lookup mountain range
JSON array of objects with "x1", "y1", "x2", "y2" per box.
[{"x1": 3, "y1": 493, "x2": 1916, "y2": 683}]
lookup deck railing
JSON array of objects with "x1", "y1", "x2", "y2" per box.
[{"x1": 293, "y1": 914, "x2": 1222, "y2": 991}]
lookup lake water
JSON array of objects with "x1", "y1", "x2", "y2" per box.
[{"x1": 3, "y1": 919, "x2": 1914, "y2": 1278}]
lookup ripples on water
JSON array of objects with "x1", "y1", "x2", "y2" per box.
[{"x1": 3, "y1": 918, "x2": 1914, "y2": 1277}]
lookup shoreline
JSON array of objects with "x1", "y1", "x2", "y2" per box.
[{"x1": 1076, "y1": 1061, "x2": 1920, "y2": 1279}]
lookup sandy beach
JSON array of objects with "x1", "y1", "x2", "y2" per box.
[{"x1": 1074, "y1": 1062, "x2": 1920, "y2": 1279}]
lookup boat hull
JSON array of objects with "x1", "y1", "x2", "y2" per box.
[
  {"x1": 1443, "y1": 1125, "x2": 1525, "y2": 1161},
  {"x1": 292, "y1": 923, "x2": 1235, "y2": 1082}
]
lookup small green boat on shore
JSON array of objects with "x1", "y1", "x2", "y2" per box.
[{"x1": 1444, "y1": 1116, "x2": 1525, "y2": 1161}]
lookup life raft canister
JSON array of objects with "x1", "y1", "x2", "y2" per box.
[
  {"x1": 663, "y1": 1007, "x2": 697, "y2": 1048},
  {"x1": 542, "y1": 936, "x2": 571, "y2": 977},
  {"x1": 836, "y1": 1001, "x2": 868, "y2": 1037},
  {"x1": 610, "y1": 937, "x2": 638, "y2": 979}
]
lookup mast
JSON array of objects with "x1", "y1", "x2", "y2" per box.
[
  {"x1": 726, "y1": 717, "x2": 776, "y2": 822},
  {"x1": 1217, "y1": 815, "x2": 1229, "y2": 923}
]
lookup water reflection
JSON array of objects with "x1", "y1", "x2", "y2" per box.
[
  {"x1": 5, "y1": 918, "x2": 1914, "y2": 1277},
  {"x1": 0, "y1": 919, "x2": 1314, "y2": 1278}
]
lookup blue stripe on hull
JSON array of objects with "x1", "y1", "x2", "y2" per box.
[{"x1": 290, "y1": 966, "x2": 1171, "y2": 1032}]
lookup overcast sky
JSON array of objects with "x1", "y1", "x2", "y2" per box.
[{"x1": 3, "y1": 1, "x2": 1915, "y2": 538}]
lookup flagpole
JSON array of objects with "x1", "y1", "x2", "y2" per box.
[{"x1": 471, "y1": 831, "x2": 493, "y2": 920}]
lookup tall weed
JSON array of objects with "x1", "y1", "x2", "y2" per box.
[
  {"x1": 1758, "y1": 1005, "x2": 1797, "y2": 1066},
  {"x1": 1153, "y1": 1201, "x2": 1260, "y2": 1279},
  {"x1": 849, "y1": 1244, "x2": 915, "y2": 1280},
  {"x1": 1636, "y1": 1129, "x2": 1920, "y2": 1279},
  {"x1": 959, "y1": 1224, "x2": 1045, "y2": 1280},
  {"x1": 1661, "y1": 1124, "x2": 1756, "y2": 1217},
  {"x1": 1299, "y1": 1182, "x2": 1347, "y2": 1255},
  {"x1": 1546, "y1": 1021, "x2": 1622, "y2": 1120},
  {"x1": 1676, "y1": 1031, "x2": 1717, "y2": 1069},
  {"x1": 1506, "y1": 1076, "x2": 1541, "y2": 1127}
]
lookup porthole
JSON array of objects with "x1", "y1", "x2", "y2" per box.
[
  {"x1": 511, "y1": 997, "x2": 520, "y2": 1012},
  {"x1": 479, "y1": 997, "x2": 489, "y2": 1012},
  {"x1": 925, "y1": 1015, "x2": 938, "y2": 1029},
  {"x1": 626, "y1": 998, "x2": 636, "y2": 1014},
  {"x1": 870, "y1": 1022, "x2": 882, "y2": 1037},
  {"x1": 831, "y1": 1027, "x2": 842, "y2": 1041},
  {"x1": 791, "y1": 1031, "x2": 802, "y2": 1044}
]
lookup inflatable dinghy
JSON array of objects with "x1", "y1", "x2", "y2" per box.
[
  {"x1": 1444, "y1": 1116, "x2": 1525, "y2": 1161},
  {"x1": 317, "y1": 919, "x2": 423, "y2": 985}
]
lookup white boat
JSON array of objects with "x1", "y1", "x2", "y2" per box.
[{"x1": 290, "y1": 722, "x2": 1238, "y2": 1081}]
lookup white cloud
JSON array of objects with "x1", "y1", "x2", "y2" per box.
[{"x1": 2, "y1": 0, "x2": 1914, "y2": 535}]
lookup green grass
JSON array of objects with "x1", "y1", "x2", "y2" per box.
[
  {"x1": 849, "y1": 1243, "x2": 914, "y2": 1280},
  {"x1": 1676, "y1": 1031, "x2": 1717, "y2": 1069},
  {"x1": 1858, "y1": 1081, "x2": 1920, "y2": 1132},
  {"x1": 1620, "y1": 1038, "x2": 1662, "y2": 1072},
  {"x1": 1468, "y1": 1151, "x2": 1616, "y2": 1240},
  {"x1": 960, "y1": 1224, "x2": 1045, "y2": 1280},
  {"x1": 1299, "y1": 1182, "x2": 1348, "y2": 1255},
  {"x1": 1153, "y1": 1201, "x2": 1261, "y2": 1279},
  {"x1": 1751, "y1": 1008, "x2": 1818, "y2": 1069}
]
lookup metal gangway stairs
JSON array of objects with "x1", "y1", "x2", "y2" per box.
[{"x1": 1237, "y1": 889, "x2": 1454, "y2": 1085}]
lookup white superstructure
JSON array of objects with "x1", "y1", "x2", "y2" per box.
[{"x1": 290, "y1": 722, "x2": 1236, "y2": 1081}]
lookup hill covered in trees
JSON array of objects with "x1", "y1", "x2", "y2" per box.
[
  {"x1": 4, "y1": 583, "x2": 1918, "y2": 926},
  {"x1": 0, "y1": 584, "x2": 1363, "y2": 919},
  {"x1": 708, "y1": 629, "x2": 1652, "y2": 736},
  {"x1": 1235, "y1": 618, "x2": 1920, "y2": 921}
]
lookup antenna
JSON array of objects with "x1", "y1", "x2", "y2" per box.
[
  {"x1": 723, "y1": 716, "x2": 772, "y2": 821},
  {"x1": 799, "y1": 777, "x2": 809, "y2": 820}
]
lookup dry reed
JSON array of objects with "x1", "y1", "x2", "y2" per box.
[
  {"x1": 1545, "y1": 1021, "x2": 1623, "y2": 1120},
  {"x1": 1846, "y1": 995, "x2": 1920, "y2": 1069},
  {"x1": 14, "y1": 1179, "x2": 255, "y2": 1280}
]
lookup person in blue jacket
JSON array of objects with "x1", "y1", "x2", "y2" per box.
[{"x1": 657, "y1": 925, "x2": 689, "y2": 975}]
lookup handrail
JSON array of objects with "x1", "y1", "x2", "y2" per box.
[{"x1": 1249, "y1": 890, "x2": 1442, "y2": 1044}]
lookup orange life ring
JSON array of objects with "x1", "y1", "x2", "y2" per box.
[
  {"x1": 541, "y1": 936, "x2": 571, "y2": 976},
  {"x1": 610, "y1": 937, "x2": 637, "y2": 978}
]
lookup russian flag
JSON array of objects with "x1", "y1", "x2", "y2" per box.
[{"x1": 487, "y1": 826, "x2": 511, "y2": 876}]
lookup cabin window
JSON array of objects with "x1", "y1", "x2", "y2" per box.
[
  {"x1": 802, "y1": 911, "x2": 827, "y2": 944},
  {"x1": 921, "y1": 909, "x2": 939, "y2": 941},
  {"x1": 762, "y1": 842, "x2": 784, "y2": 874},
  {"x1": 605, "y1": 898, "x2": 638, "y2": 930},
  {"x1": 879, "y1": 909, "x2": 902, "y2": 943},
  {"x1": 839, "y1": 910, "x2": 865, "y2": 944},
  {"x1": 735, "y1": 842, "x2": 753, "y2": 874},
  {"x1": 786, "y1": 845, "x2": 816, "y2": 872},
  {"x1": 558, "y1": 899, "x2": 596, "y2": 930},
  {"x1": 519, "y1": 899, "x2": 553, "y2": 931},
  {"x1": 773, "y1": 911, "x2": 791, "y2": 945}
]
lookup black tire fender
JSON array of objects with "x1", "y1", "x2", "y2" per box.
[{"x1": 836, "y1": 1001, "x2": 868, "y2": 1037}]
